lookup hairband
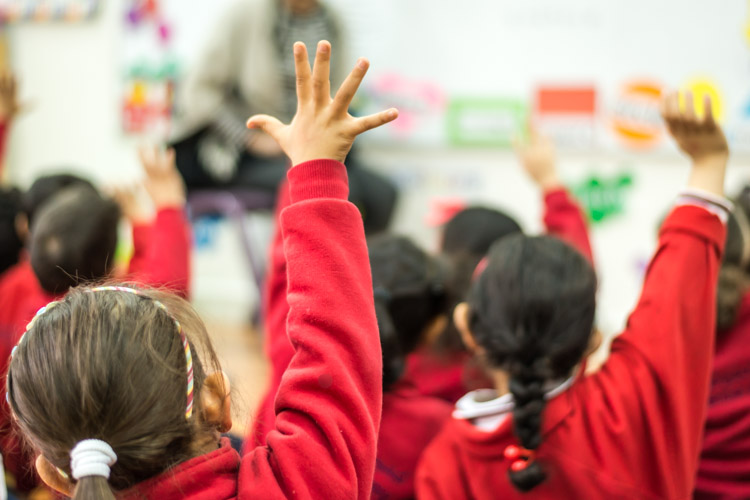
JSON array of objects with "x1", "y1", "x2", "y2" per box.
[{"x1": 10, "y1": 286, "x2": 194, "y2": 420}]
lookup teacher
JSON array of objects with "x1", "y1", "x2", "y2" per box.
[{"x1": 171, "y1": 0, "x2": 398, "y2": 232}]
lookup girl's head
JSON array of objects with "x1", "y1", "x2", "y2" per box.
[
  {"x1": 453, "y1": 235, "x2": 597, "y2": 492},
  {"x1": 7, "y1": 285, "x2": 231, "y2": 499},
  {"x1": 441, "y1": 206, "x2": 522, "y2": 256},
  {"x1": 368, "y1": 235, "x2": 450, "y2": 390}
]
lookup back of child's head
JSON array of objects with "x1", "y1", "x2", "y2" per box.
[
  {"x1": 0, "y1": 186, "x2": 23, "y2": 274},
  {"x1": 368, "y1": 234, "x2": 449, "y2": 390},
  {"x1": 467, "y1": 234, "x2": 596, "y2": 491},
  {"x1": 30, "y1": 185, "x2": 120, "y2": 294},
  {"x1": 7, "y1": 285, "x2": 221, "y2": 499},
  {"x1": 441, "y1": 206, "x2": 523, "y2": 256},
  {"x1": 716, "y1": 210, "x2": 750, "y2": 331},
  {"x1": 23, "y1": 174, "x2": 96, "y2": 227}
]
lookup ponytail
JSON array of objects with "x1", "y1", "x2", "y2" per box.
[
  {"x1": 374, "y1": 289, "x2": 406, "y2": 390},
  {"x1": 73, "y1": 476, "x2": 116, "y2": 500},
  {"x1": 507, "y1": 356, "x2": 549, "y2": 491}
]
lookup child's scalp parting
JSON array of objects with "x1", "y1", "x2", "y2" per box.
[{"x1": 6, "y1": 284, "x2": 223, "y2": 499}]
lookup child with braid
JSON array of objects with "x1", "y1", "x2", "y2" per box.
[
  {"x1": 6, "y1": 41, "x2": 397, "y2": 499},
  {"x1": 417, "y1": 92, "x2": 732, "y2": 499}
]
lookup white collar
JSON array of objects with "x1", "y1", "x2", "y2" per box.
[{"x1": 453, "y1": 375, "x2": 576, "y2": 432}]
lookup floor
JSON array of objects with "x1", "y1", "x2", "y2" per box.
[{"x1": 205, "y1": 321, "x2": 269, "y2": 438}]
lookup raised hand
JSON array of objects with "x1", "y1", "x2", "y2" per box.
[
  {"x1": 246, "y1": 41, "x2": 398, "y2": 165},
  {"x1": 515, "y1": 129, "x2": 561, "y2": 191},
  {"x1": 138, "y1": 147, "x2": 186, "y2": 209},
  {"x1": 662, "y1": 91, "x2": 729, "y2": 197},
  {"x1": 109, "y1": 184, "x2": 151, "y2": 225},
  {"x1": 662, "y1": 91, "x2": 728, "y2": 164}
]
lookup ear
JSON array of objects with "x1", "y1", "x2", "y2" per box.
[
  {"x1": 420, "y1": 314, "x2": 448, "y2": 348},
  {"x1": 15, "y1": 213, "x2": 28, "y2": 242},
  {"x1": 453, "y1": 302, "x2": 479, "y2": 353},
  {"x1": 585, "y1": 328, "x2": 603, "y2": 358},
  {"x1": 201, "y1": 371, "x2": 232, "y2": 433},
  {"x1": 36, "y1": 455, "x2": 74, "y2": 497}
]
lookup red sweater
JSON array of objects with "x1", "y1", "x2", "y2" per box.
[
  {"x1": 404, "y1": 187, "x2": 594, "y2": 405},
  {"x1": 695, "y1": 292, "x2": 750, "y2": 499},
  {"x1": 416, "y1": 205, "x2": 725, "y2": 500},
  {"x1": 372, "y1": 381, "x2": 452, "y2": 500},
  {"x1": 0, "y1": 207, "x2": 190, "y2": 492},
  {"x1": 124, "y1": 159, "x2": 382, "y2": 499}
]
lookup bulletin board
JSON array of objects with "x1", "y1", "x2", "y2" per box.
[{"x1": 120, "y1": 0, "x2": 750, "y2": 153}]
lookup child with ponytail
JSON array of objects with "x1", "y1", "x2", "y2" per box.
[
  {"x1": 7, "y1": 41, "x2": 397, "y2": 499},
  {"x1": 417, "y1": 92, "x2": 732, "y2": 499},
  {"x1": 405, "y1": 130, "x2": 594, "y2": 405}
]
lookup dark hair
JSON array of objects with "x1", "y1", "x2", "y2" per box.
[
  {"x1": 468, "y1": 235, "x2": 597, "y2": 491},
  {"x1": 0, "y1": 186, "x2": 24, "y2": 274},
  {"x1": 441, "y1": 206, "x2": 522, "y2": 256},
  {"x1": 29, "y1": 185, "x2": 120, "y2": 294},
  {"x1": 7, "y1": 285, "x2": 222, "y2": 499},
  {"x1": 368, "y1": 235, "x2": 449, "y2": 390},
  {"x1": 23, "y1": 173, "x2": 96, "y2": 227},
  {"x1": 716, "y1": 210, "x2": 749, "y2": 331}
]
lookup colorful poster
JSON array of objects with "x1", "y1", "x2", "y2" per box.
[
  {"x1": 446, "y1": 97, "x2": 527, "y2": 147},
  {"x1": 610, "y1": 81, "x2": 664, "y2": 150},
  {"x1": 0, "y1": 0, "x2": 99, "y2": 22},
  {"x1": 534, "y1": 86, "x2": 598, "y2": 149}
]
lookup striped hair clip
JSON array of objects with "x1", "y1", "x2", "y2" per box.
[{"x1": 10, "y1": 286, "x2": 194, "y2": 420}]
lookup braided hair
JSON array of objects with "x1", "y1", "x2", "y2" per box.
[
  {"x1": 468, "y1": 234, "x2": 596, "y2": 491},
  {"x1": 368, "y1": 235, "x2": 450, "y2": 390}
]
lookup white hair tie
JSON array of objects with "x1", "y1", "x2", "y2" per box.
[{"x1": 70, "y1": 439, "x2": 117, "y2": 480}]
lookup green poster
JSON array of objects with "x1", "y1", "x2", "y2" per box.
[{"x1": 446, "y1": 97, "x2": 528, "y2": 147}]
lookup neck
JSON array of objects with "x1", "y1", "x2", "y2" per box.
[{"x1": 492, "y1": 370, "x2": 510, "y2": 396}]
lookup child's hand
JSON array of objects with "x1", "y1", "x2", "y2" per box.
[
  {"x1": 662, "y1": 91, "x2": 728, "y2": 164},
  {"x1": 0, "y1": 72, "x2": 20, "y2": 122},
  {"x1": 110, "y1": 184, "x2": 151, "y2": 225},
  {"x1": 515, "y1": 129, "x2": 561, "y2": 191},
  {"x1": 246, "y1": 41, "x2": 398, "y2": 165},
  {"x1": 139, "y1": 147, "x2": 186, "y2": 209},
  {"x1": 663, "y1": 91, "x2": 729, "y2": 197}
]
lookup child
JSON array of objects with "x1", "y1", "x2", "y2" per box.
[
  {"x1": 416, "y1": 92, "x2": 731, "y2": 499},
  {"x1": 7, "y1": 40, "x2": 397, "y2": 499},
  {"x1": 0, "y1": 148, "x2": 190, "y2": 493},
  {"x1": 405, "y1": 131, "x2": 594, "y2": 404},
  {"x1": 367, "y1": 234, "x2": 453, "y2": 499},
  {"x1": 695, "y1": 204, "x2": 750, "y2": 498}
]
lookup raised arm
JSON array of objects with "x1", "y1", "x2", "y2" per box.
[
  {"x1": 126, "y1": 148, "x2": 191, "y2": 298},
  {"x1": 516, "y1": 130, "x2": 594, "y2": 262},
  {"x1": 585, "y1": 92, "x2": 730, "y2": 497},
  {"x1": 0, "y1": 72, "x2": 20, "y2": 179},
  {"x1": 239, "y1": 41, "x2": 397, "y2": 499}
]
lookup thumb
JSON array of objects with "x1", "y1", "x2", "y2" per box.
[{"x1": 247, "y1": 114, "x2": 285, "y2": 142}]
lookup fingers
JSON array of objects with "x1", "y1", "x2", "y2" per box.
[
  {"x1": 138, "y1": 146, "x2": 175, "y2": 175},
  {"x1": 294, "y1": 42, "x2": 312, "y2": 106},
  {"x1": 311, "y1": 41, "x2": 332, "y2": 107},
  {"x1": 331, "y1": 58, "x2": 369, "y2": 116},
  {"x1": 661, "y1": 91, "x2": 683, "y2": 135},
  {"x1": 352, "y1": 108, "x2": 399, "y2": 135},
  {"x1": 662, "y1": 90, "x2": 718, "y2": 136},
  {"x1": 703, "y1": 94, "x2": 717, "y2": 128},
  {"x1": 247, "y1": 114, "x2": 285, "y2": 143}
]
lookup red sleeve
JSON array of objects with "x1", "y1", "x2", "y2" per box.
[
  {"x1": 543, "y1": 188, "x2": 594, "y2": 263},
  {"x1": 126, "y1": 223, "x2": 153, "y2": 278},
  {"x1": 239, "y1": 159, "x2": 382, "y2": 500},
  {"x1": 583, "y1": 205, "x2": 725, "y2": 496},
  {"x1": 128, "y1": 208, "x2": 191, "y2": 298}
]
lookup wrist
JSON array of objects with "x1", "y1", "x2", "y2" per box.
[
  {"x1": 537, "y1": 174, "x2": 562, "y2": 192},
  {"x1": 687, "y1": 157, "x2": 728, "y2": 198}
]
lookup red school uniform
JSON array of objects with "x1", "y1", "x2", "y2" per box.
[
  {"x1": 124, "y1": 159, "x2": 382, "y2": 499},
  {"x1": 403, "y1": 187, "x2": 595, "y2": 405},
  {"x1": 416, "y1": 204, "x2": 726, "y2": 500},
  {"x1": 372, "y1": 381, "x2": 453, "y2": 500},
  {"x1": 694, "y1": 291, "x2": 750, "y2": 499},
  {"x1": 0, "y1": 206, "x2": 191, "y2": 492}
]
